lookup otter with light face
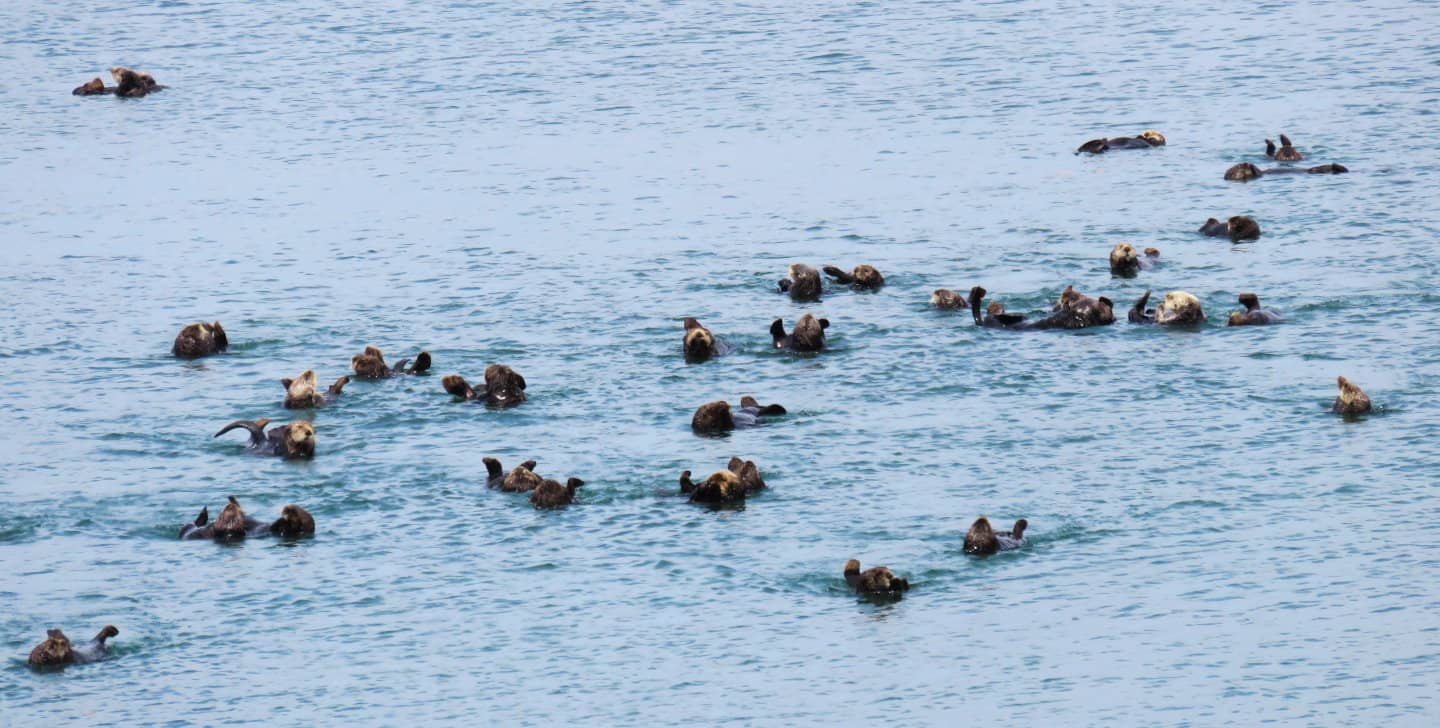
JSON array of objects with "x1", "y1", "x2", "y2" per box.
[
  {"x1": 27, "y1": 625, "x2": 119, "y2": 670},
  {"x1": 351, "y1": 346, "x2": 432, "y2": 379},
  {"x1": 680, "y1": 457, "x2": 766, "y2": 504},
  {"x1": 682, "y1": 318, "x2": 729, "y2": 362},
  {"x1": 281, "y1": 370, "x2": 349, "y2": 409},
  {"x1": 179, "y1": 497, "x2": 315, "y2": 540},
  {"x1": 930, "y1": 289, "x2": 969, "y2": 309},
  {"x1": 823, "y1": 264, "x2": 885, "y2": 291},
  {"x1": 691, "y1": 396, "x2": 787, "y2": 434},
  {"x1": 531, "y1": 478, "x2": 585, "y2": 508},
  {"x1": 483, "y1": 457, "x2": 543, "y2": 492},
  {"x1": 1109, "y1": 243, "x2": 1161, "y2": 277},
  {"x1": 1227, "y1": 293, "x2": 1283, "y2": 326},
  {"x1": 172, "y1": 321, "x2": 228, "y2": 358},
  {"x1": 1332, "y1": 376, "x2": 1372, "y2": 416},
  {"x1": 968, "y1": 286, "x2": 1115, "y2": 330},
  {"x1": 110, "y1": 67, "x2": 162, "y2": 97},
  {"x1": 771, "y1": 313, "x2": 829, "y2": 352},
  {"x1": 1199, "y1": 216, "x2": 1261, "y2": 241},
  {"x1": 214, "y1": 418, "x2": 315, "y2": 459},
  {"x1": 1076, "y1": 130, "x2": 1166, "y2": 154},
  {"x1": 777, "y1": 263, "x2": 823, "y2": 301},
  {"x1": 963, "y1": 517, "x2": 1028, "y2": 555},
  {"x1": 1129, "y1": 290, "x2": 1205, "y2": 325},
  {"x1": 843, "y1": 560, "x2": 910, "y2": 596},
  {"x1": 1265, "y1": 134, "x2": 1304, "y2": 161},
  {"x1": 443, "y1": 364, "x2": 527, "y2": 407}
]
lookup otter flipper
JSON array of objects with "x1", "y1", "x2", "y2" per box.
[
  {"x1": 1129, "y1": 290, "x2": 1153, "y2": 323},
  {"x1": 409, "y1": 351, "x2": 432, "y2": 374},
  {"x1": 967, "y1": 287, "x2": 987, "y2": 326},
  {"x1": 1265, "y1": 139, "x2": 1277, "y2": 159},
  {"x1": 822, "y1": 266, "x2": 855, "y2": 284},
  {"x1": 679, "y1": 470, "x2": 696, "y2": 494},
  {"x1": 443, "y1": 375, "x2": 476, "y2": 399},
  {"x1": 1279, "y1": 134, "x2": 1293, "y2": 148},
  {"x1": 214, "y1": 419, "x2": 270, "y2": 446},
  {"x1": 327, "y1": 377, "x2": 349, "y2": 396},
  {"x1": 193, "y1": 506, "x2": 209, "y2": 527}
]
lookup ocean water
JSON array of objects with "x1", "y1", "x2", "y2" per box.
[{"x1": 4, "y1": 0, "x2": 1440, "y2": 724}]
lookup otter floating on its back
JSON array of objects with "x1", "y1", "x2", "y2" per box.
[
  {"x1": 1332, "y1": 376, "x2": 1372, "y2": 416},
  {"x1": 1128, "y1": 290, "x2": 1205, "y2": 326},
  {"x1": 1227, "y1": 293, "x2": 1283, "y2": 326},
  {"x1": 680, "y1": 457, "x2": 766, "y2": 504},
  {"x1": 823, "y1": 264, "x2": 885, "y2": 291},
  {"x1": 351, "y1": 346, "x2": 431, "y2": 379},
  {"x1": 963, "y1": 517, "x2": 1028, "y2": 555},
  {"x1": 691, "y1": 396, "x2": 787, "y2": 434},
  {"x1": 443, "y1": 364, "x2": 527, "y2": 407},
  {"x1": 1076, "y1": 130, "x2": 1166, "y2": 154},
  {"x1": 27, "y1": 625, "x2": 119, "y2": 670},
  {"x1": 179, "y1": 497, "x2": 316, "y2": 540},
  {"x1": 1109, "y1": 243, "x2": 1160, "y2": 277},
  {"x1": 778, "y1": 263, "x2": 823, "y2": 301},
  {"x1": 770, "y1": 313, "x2": 829, "y2": 352},
  {"x1": 214, "y1": 418, "x2": 315, "y2": 459},
  {"x1": 172, "y1": 321, "x2": 228, "y2": 358},
  {"x1": 281, "y1": 370, "x2": 349, "y2": 409},
  {"x1": 843, "y1": 559, "x2": 910, "y2": 596}
]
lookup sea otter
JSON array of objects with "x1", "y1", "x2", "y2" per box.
[
  {"x1": 1076, "y1": 130, "x2": 1166, "y2": 154},
  {"x1": 350, "y1": 346, "x2": 431, "y2": 379},
  {"x1": 482, "y1": 457, "x2": 543, "y2": 492},
  {"x1": 109, "y1": 67, "x2": 163, "y2": 97},
  {"x1": 1227, "y1": 293, "x2": 1283, "y2": 326},
  {"x1": 930, "y1": 289, "x2": 969, "y2": 309},
  {"x1": 682, "y1": 318, "x2": 728, "y2": 362},
  {"x1": 1226, "y1": 162, "x2": 1347, "y2": 181},
  {"x1": 963, "y1": 517, "x2": 1028, "y2": 555},
  {"x1": 843, "y1": 560, "x2": 910, "y2": 596},
  {"x1": 679, "y1": 457, "x2": 766, "y2": 503},
  {"x1": 968, "y1": 286, "x2": 1114, "y2": 330},
  {"x1": 214, "y1": 418, "x2": 315, "y2": 459},
  {"x1": 281, "y1": 370, "x2": 348, "y2": 409},
  {"x1": 442, "y1": 364, "x2": 527, "y2": 407},
  {"x1": 530, "y1": 478, "x2": 585, "y2": 508},
  {"x1": 1199, "y1": 216, "x2": 1261, "y2": 241},
  {"x1": 1332, "y1": 376, "x2": 1372, "y2": 415},
  {"x1": 691, "y1": 396, "x2": 787, "y2": 433},
  {"x1": 770, "y1": 313, "x2": 829, "y2": 352},
  {"x1": 777, "y1": 263, "x2": 823, "y2": 301},
  {"x1": 27, "y1": 625, "x2": 119, "y2": 670},
  {"x1": 172, "y1": 321, "x2": 228, "y2": 358},
  {"x1": 823, "y1": 264, "x2": 885, "y2": 291},
  {"x1": 1128, "y1": 290, "x2": 1205, "y2": 325},
  {"x1": 1109, "y1": 243, "x2": 1161, "y2": 277},
  {"x1": 72, "y1": 78, "x2": 110, "y2": 95},
  {"x1": 179, "y1": 497, "x2": 315, "y2": 540},
  {"x1": 1265, "y1": 134, "x2": 1304, "y2": 161}
]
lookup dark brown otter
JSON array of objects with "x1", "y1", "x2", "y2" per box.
[
  {"x1": 969, "y1": 286, "x2": 1114, "y2": 330},
  {"x1": 823, "y1": 264, "x2": 885, "y2": 290},
  {"x1": 1333, "y1": 376, "x2": 1372, "y2": 416},
  {"x1": 180, "y1": 497, "x2": 315, "y2": 539},
  {"x1": 1265, "y1": 134, "x2": 1304, "y2": 161},
  {"x1": 1198, "y1": 216, "x2": 1261, "y2": 241},
  {"x1": 172, "y1": 321, "x2": 228, "y2": 358},
  {"x1": 1225, "y1": 162, "x2": 1263, "y2": 181},
  {"x1": 351, "y1": 346, "x2": 432, "y2": 379},
  {"x1": 1227, "y1": 293, "x2": 1283, "y2": 326},
  {"x1": 531, "y1": 478, "x2": 585, "y2": 508},
  {"x1": 269, "y1": 504, "x2": 316, "y2": 537},
  {"x1": 778, "y1": 263, "x2": 823, "y2": 301},
  {"x1": 28, "y1": 625, "x2": 119, "y2": 670},
  {"x1": 443, "y1": 364, "x2": 527, "y2": 407},
  {"x1": 213, "y1": 418, "x2": 315, "y2": 459},
  {"x1": 691, "y1": 397, "x2": 787, "y2": 433},
  {"x1": 963, "y1": 517, "x2": 1028, "y2": 555},
  {"x1": 682, "y1": 318, "x2": 719, "y2": 362},
  {"x1": 1076, "y1": 130, "x2": 1166, "y2": 154},
  {"x1": 72, "y1": 78, "x2": 110, "y2": 95},
  {"x1": 930, "y1": 289, "x2": 969, "y2": 309},
  {"x1": 1109, "y1": 243, "x2": 1160, "y2": 277},
  {"x1": 771, "y1": 313, "x2": 829, "y2": 352},
  {"x1": 110, "y1": 67, "x2": 162, "y2": 97},
  {"x1": 679, "y1": 457, "x2": 766, "y2": 503},
  {"x1": 483, "y1": 457, "x2": 543, "y2": 492},
  {"x1": 1259, "y1": 163, "x2": 1349, "y2": 175},
  {"x1": 1128, "y1": 290, "x2": 1205, "y2": 325},
  {"x1": 281, "y1": 370, "x2": 348, "y2": 409},
  {"x1": 843, "y1": 560, "x2": 910, "y2": 595}
]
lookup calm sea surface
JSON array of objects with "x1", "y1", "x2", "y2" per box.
[{"x1": 4, "y1": 0, "x2": 1439, "y2": 724}]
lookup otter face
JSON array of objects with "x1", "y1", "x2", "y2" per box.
[
  {"x1": 109, "y1": 67, "x2": 131, "y2": 84},
  {"x1": 930, "y1": 289, "x2": 966, "y2": 309},
  {"x1": 843, "y1": 559, "x2": 861, "y2": 575},
  {"x1": 1225, "y1": 163, "x2": 1262, "y2": 181},
  {"x1": 1334, "y1": 376, "x2": 1372, "y2": 415},
  {"x1": 212, "y1": 498, "x2": 247, "y2": 539},
  {"x1": 285, "y1": 422, "x2": 315, "y2": 458},
  {"x1": 29, "y1": 629, "x2": 73, "y2": 668},
  {"x1": 964, "y1": 517, "x2": 999, "y2": 555},
  {"x1": 1138, "y1": 130, "x2": 1166, "y2": 146},
  {"x1": 986, "y1": 302, "x2": 1006, "y2": 316},
  {"x1": 682, "y1": 318, "x2": 716, "y2": 361},
  {"x1": 483, "y1": 364, "x2": 527, "y2": 406},
  {"x1": 284, "y1": 370, "x2": 320, "y2": 408},
  {"x1": 691, "y1": 400, "x2": 734, "y2": 433},
  {"x1": 351, "y1": 350, "x2": 388, "y2": 379},
  {"x1": 1155, "y1": 291, "x2": 1205, "y2": 325},
  {"x1": 274, "y1": 505, "x2": 316, "y2": 536},
  {"x1": 1110, "y1": 243, "x2": 1139, "y2": 276},
  {"x1": 852, "y1": 265, "x2": 884, "y2": 289},
  {"x1": 1227, "y1": 215, "x2": 1260, "y2": 241},
  {"x1": 690, "y1": 469, "x2": 744, "y2": 502},
  {"x1": 783, "y1": 264, "x2": 822, "y2": 300},
  {"x1": 73, "y1": 78, "x2": 107, "y2": 95}
]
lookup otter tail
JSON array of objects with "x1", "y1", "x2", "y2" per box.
[{"x1": 214, "y1": 419, "x2": 269, "y2": 446}]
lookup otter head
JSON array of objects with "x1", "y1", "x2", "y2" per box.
[
  {"x1": 108, "y1": 67, "x2": 133, "y2": 84},
  {"x1": 1109, "y1": 243, "x2": 1139, "y2": 276},
  {"x1": 212, "y1": 496, "x2": 246, "y2": 539},
  {"x1": 852, "y1": 264, "x2": 884, "y2": 289},
  {"x1": 1055, "y1": 285, "x2": 1085, "y2": 310},
  {"x1": 986, "y1": 302, "x2": 1006, "y2": 316},
  {"x1": 1238, "y1": 293, "x2": 1260, "y2": 311},
  {"x1": 843, "y1": 559, "x2": 862, "y2": 576},
  {"x1": 1335, "y1": 376, "x2": 1372, "y2": 415},
  {"x1": 285, "y1": 422, "x2": 315, "y2": 458},
  {"x1": 682, "y1": 318, "x2": 716, "y2": 361},
  {"x1": 1228, "y1": 216, "x2": 1260, "y2": 241},
  {"x1": 1225, "y1": 163, "x2": 1262, "y2": 181},
  {"x1": 964, "y1": 517, "x2": 999, "y2": 554},
  {"x1": 1138, "y1": 130, "x2": 1166, "y2": 147},
  {"x1": 352, "y1": 347, "x2": 388, "y2": 378},
  {"x1": 693, "y1": 469, "x2": 743, "y2": 501},
  {"x1": 273, "y1": 505, "x2": 316, "y2": 537},
  {"x1": 482, "y1": 364, "x2": 527, "y2": 406},
  {"x1": 930, "y1": 289, "x2": 966, "y2": 309},
  {"x1": 284, "y1": 370, "x2": 320, "y2": 408},
  {"x1": 1155, "y1": 291, "x2": 1205, "y2": 325},
  {"x1": 31, "y1": 629, "x2": 73, "y2": 666},
  {"x1": 784, "y1": 263, "x2": 821, "y2": 300},
  {"x1": 691, "y1": 400, "x2": 734, "y2": 433},
  {"x1": 73, "y1": 78, "x2": 106, "y2": 95}
]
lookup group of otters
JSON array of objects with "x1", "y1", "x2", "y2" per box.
[{"x1": 31, "y1": 97, "x2": 1371, "y2": 667}]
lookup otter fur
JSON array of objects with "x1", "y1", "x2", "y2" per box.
[
  {"x1": 823, "y1": 264, "x2": 885, "y2": 291},
  {"x1": 968, "y1": 286, "x2": 1114, "y2": 330},
  {"x1": 1332, "y1": 376, "x2": 1372, "y2": 416},
  {"x1": 679, "y1": 457, "x2": 766, "y2": 503},
  {"x1": 281, "y1": 370, "x2": 348, "y2": 409},
  {"x1": 172, "y1": 321, "x2": 228, "y2": 358},
  {"x1": 72, "y1": 78, "x2": 109, "y2": 95},
  {"x1": 483, "y1": 457, "x2": 543, "y2": 492},
  {"x1": 351, "y1": 346, "x2": 432, "y2": 379},
  {"x1": 1129, "y1": 290, "x2": 1205, "y2": 325},
  {"x1": 1199, "y1": 216, "x2": 1261, "y2": 241},
  {"x1": 1227, "y1": 293, "x2": 1283, "y2": 326},
  {"x1": 930, "y1": 289, "x2": 969, "y2": 309},
  {"x1": 1109, "y1": 243, "x2": 1160, "y2": 277},
  {"x1": 691, "y1": 396, "x2": 787, "y2": 433},
  {"x1": 843, "y1": 560, "x2": 910, "y2": 596},
  {"x1": 1227, "y1": 162, "x2": 1347, "y2": 181},
  {"x1": 442, "y1": 364, "x2": 527, "y2": 407},
  {"x1": 778, "y1": 263, "x2": 823, "y2": 301},
  {"x1": 27, "y1": 625, "x2": 119, "y2": 670},
  {"x1": 1265, "y1": 134, "x2": 1304, "y2": 161},
  {"x1": 1076, "y1": 130, "x2": 1166, "y2": 154},
  {"x1": 770, "y1": 313, "x2": 829, "y2": 352},
  {"x1": 109, "y1": 67, "x2": 162, "y2": 97},
  {"x1": 179, "y1": 497, "x2": 315, "y2": 540},
  {"x1": 682, "y1": 318, "x2": 722, "y2": 362},
  {"x1": 963, "y1": 517, "x2": 1028, "y2": 555},
  {"x1": 531, "y1": 478, "x2": 585, "y2": 508},
  {"x1": 214, "y1": 418, "x2": 315, "y2": 459}
]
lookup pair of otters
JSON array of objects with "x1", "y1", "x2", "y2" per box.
[
  {"x1": 845, "y1": 517, "x2": 1029, "y2": 596},
  {"x1": 482, "y1": 457, "x2": 585, "y2": 508},
  {"x1": 72, "y1": 67, "x2": 163, "y2": 97}
]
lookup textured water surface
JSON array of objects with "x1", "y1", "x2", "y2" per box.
[{"x1": 3, "y1": 0, "x2": 1440, "y2": 724}]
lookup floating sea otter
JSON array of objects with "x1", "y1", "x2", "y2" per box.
[
  {"x1": 72, "y1": 67, "x2": 165, "y2": 97},
  {"x1": 531, "y1": 477, "x2": 585, "y2": 508},
  {"x1": 483, "y1": 457, "x2": 542, "y2": 492},
  {"x1": 281, "y1": 370, "x2": 349, "y2": 409},
  {"x1": 1225, "y1": 162, "x2": 1347, "y2": 181},
  {"x1": 1332, "y1": 376, "x2": 1372, "y2": 416},
  {"x1": 350, "y1": 347, "x2": 431, "y2": 379},
  {"x1": 1198, "y1": 216, "x2": 1261, "y2": 241},
  {"x1": 1128, "y1": 290, "x2": 1205, "y2": 325},
  {"x1": 823, "y1": 264, "x2": 885, "y2": 291},
  {"x1": 679, "y1": 457, "x2": 766, "y2": 504},
  {"x1": 1109, "y1": 243, "x2": 1161, "y2": 277},
  {"x1": 179, "y1": 497, "x2": 315, "y2": 540},
  {"x1": 968, "y1": 286, "x2": 1115, "y2": 330},
  {"x1": 771, "y1": 313, "x2": 829, "y2": 352},
  {"x1": 214, "y1": 418, "x2": 315, "y2": 459},
  {"x1": 842, "y1": 559, "x2": 910, "y2": 596},
  {"x1": 1264, "y1": 134, "x2": 1304, "y2": 161},
  {"x1": 27, "y1": 625, "x2": 119, "y2": 670},
  {"x1": 682, "y1": 318, "x2": 730, "y2": 362},
  {"x1": 172, "y1": 321, "x2": 228, "y2": 358},
  {"x1": 930, "y1": 289, "x2": 969, "y2": 309},
  {"x1": 777, "y1": 263, "x2": 823, "y2": 301},
  {"x1": 442, "y1": 364, "x2": 527, "y2": 407},
  {"x1": 1076, "y1": 130, "x2": 1166, "y2": 154},
  {"x1": 691, "y1": 396, "x2": 787, "y2": 433},
  {"x1": 963, "y1": 517, "x2": 1028, "y2": 555},
  {"x1": 1227, "y1": 293, "x2": 1283, "y2": 326}
]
